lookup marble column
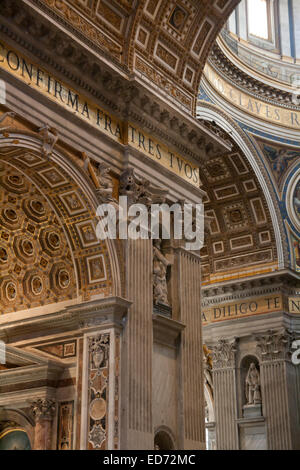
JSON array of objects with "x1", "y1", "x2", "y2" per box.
[
  {"x1": 256, "y1": 330, "x2": 300, "y2": 450},
  {"x1": 175, "y1": 248, "x2": 206, "y2": 450},
  {"x1": 211, "y1": 339, "x2": 239, "y2": 450},
  {"x1": 31, "y1": 398, "x2": 56, "y2": 450}
]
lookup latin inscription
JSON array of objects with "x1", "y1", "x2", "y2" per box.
[
  {"x1": 0, "y1": 42, "x2": 200, "y2": 187},
  {"x1": 202, "y1": 295, "x2": 283, "y2": 324},
  {"x1": 204, "y1": 64, "x2": 300, "y2": 130}
]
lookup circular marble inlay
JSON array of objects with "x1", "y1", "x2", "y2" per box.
[
  {"x1": 286, "y1": 171, "x2": 300, "y2": 232},
  {"x1": 89, "y1": 398, "x2": 106, "y2": 421}
]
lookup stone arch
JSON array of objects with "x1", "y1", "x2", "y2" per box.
[
  {"x1": 197, "y1": 101, "x2": 287, "y2": 281},
  {"x1": 0, "y1": 407, "x2": 34, "y2": 449},
  {"x1": 0, "y1": 130, "x2": 123, "y2": 315},
  {"x1": 154, "y1": 425, "x2": 176, "y2": 450},
  {"x1": 0, "y1": 1, "x2": 241, "y2": 117}
]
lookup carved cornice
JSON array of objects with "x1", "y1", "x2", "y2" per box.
[
  {"x1": 0, "y1": 0, "x2": 231, "y2": 164},
  {"x1": 255, "y1": 329, "x2": 294, "y2": 362},
  {"x1": 202, "y1": 271, "x2": 300, "y2": 306},
  {"x1": 0, "y1": 297, "x2": 132, "y2": 343},
  {"x1": 209, "y1": 43, "x2": 300, "y2": 109},
  {"x1": 211, "y1": 338, "x2": 238, "y2": 369},
  {"x1": 152, "y1": 314, "x2": 185, "y2": 348}
]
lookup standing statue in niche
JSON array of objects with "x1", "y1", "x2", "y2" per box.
[
  {"x1": 245, "y1": 362, "x2": 262, "y2": 405},
  {"x1": 153, "y1": 239, "x2": 171, "y2": 306}
]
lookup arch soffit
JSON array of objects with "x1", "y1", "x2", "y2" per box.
[{"x1": 0, "y1": 130, "x2": 123, "y2": 315}]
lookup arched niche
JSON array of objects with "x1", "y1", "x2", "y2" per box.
[
  {"x1": 154, "y1": 426, "x2": 176, "y2": 450},
  {"x1": 239, "y1": 354, "x2": 261, "y2": 409},
  {"x1": 0, "y1": 408, "x2": 34, "y2": 450}
]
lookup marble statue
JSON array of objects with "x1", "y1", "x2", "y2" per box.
[
  {"x1": 245, "y1": 362, "x2": 262, "y2": 405},
  {"x1": 153, "y1": 239, "x2": 171, "y2": 306}
]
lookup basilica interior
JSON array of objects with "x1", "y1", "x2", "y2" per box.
[{"x1": 0, "y1": 0, "x2": 299, "y2": 451}]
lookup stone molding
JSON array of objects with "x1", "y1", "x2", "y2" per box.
[
  {"x1": 209, "y1": 42, "x2": 299, "y2": 108},
  {"x1": 202, "y1": 271, "x2": 300, "y2": 306},
  {"x1": 0, "y1": 0, "x2": 231, "y2": 164},
  {"x1": 0, "y1": 297, "x2": 132, "y2": 343},
  {"x1": 152, "y1": 314, "x2": 185, "y2": 348},
  {"x1": 197, "y1": 101, "x2": 289, "y2": 269}
]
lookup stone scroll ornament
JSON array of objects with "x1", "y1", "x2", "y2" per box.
[
  {"x1": 245, "y1": 363, "x2": 262, "y2": 405},
  {"x1": 88, "y1": 333, "x2": 110, "y2": 450}
]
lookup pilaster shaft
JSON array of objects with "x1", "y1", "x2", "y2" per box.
[
  {"x1": 256, "y1": 330, "x2": 296, "y2": 449},
  {"x1": 122, "y1": 238, "x2": 153, "y2": 449},
  {"x1": 177, "y1": 249, "x2": 205, "y2": 449},
  {"x1": 31, "y1": 398, "x2": 56, "y2": 450},
  {"x1": 211, "y1": 339, "x2": 239, "y2": 450}
]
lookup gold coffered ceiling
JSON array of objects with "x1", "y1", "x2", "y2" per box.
[
  {"x1": 38, "y1": 0, "x2": 240, "y2": 113},
  {"x1": 0, "y1": 146, "x2": 113, "y2": 315}
]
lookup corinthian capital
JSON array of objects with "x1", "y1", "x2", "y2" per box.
[
  {"x1": 211, "y1": 338, "x2": 238, "y2": 369},
  {"x1": 31, "y1": 398, "x2": 56, "y2": 421},
  {"x1": 255, "y1": 330, "x2": 293, "y2": 362}
]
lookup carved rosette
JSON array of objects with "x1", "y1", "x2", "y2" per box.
[
  {"x1": 211, "y1": 338, "x2": 238, "y2": 370},
  {"x1": 255, "y1": 330, "x2": 293, "y2": 362},
  {"x1": 31, "y1": 398, "x2": 56, "y2": 422}
]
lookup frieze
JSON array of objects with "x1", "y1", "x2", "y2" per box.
[
  {"x1": 0, "y1": 1, "x2": 231, "y2": 162},
  {"x1": 0, "y1": 41, "x2": 203, "y2": 187},
  {"x1": 202, "y1": 294, "x2": 286, "y2": 325},
  {"x1": 210, "y1": 41, "x2": 296, "y2": 107},
  {"x1": 204, "y1": 63, "x2": 300, "y2": 130}
]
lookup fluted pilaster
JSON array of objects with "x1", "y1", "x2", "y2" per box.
[
  {"x1": 211, "y1": 338, "x2": 239, "y2": 450},
  {"x1": 255, "y1": 330, "x2": 296, "y2": 450},
  {"x1": 121, "y1": 237, "x2": 153, "y2": 449},
  {"x1": 177, "y1": 248, "x2": 205, "y2": 449}
]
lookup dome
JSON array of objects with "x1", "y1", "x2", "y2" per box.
[{"x1": 221, "y1": 0, "x2": 300, "y2": 91}]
